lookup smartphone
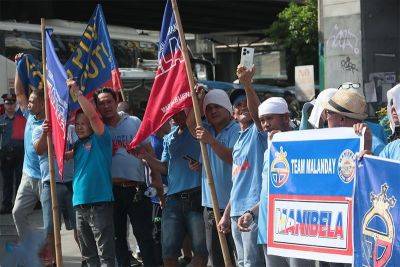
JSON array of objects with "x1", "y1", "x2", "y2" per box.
[
  {"x1": 240, "y1": 47, "x2": 254, "y2": 69},
  {"x1": 182, "y1": 155, "x2": 198, "y2": 164}
]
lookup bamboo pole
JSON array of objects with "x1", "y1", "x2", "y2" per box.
[
  {"x1": 40, "y1": 18, "x2": 63, "y2": 267},
  {"x1": 170, "y1": 1, "x2": 233, "y2": 266}
]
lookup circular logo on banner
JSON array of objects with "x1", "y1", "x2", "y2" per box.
[
  {"x1": 270, "y1": 146, "x2": 290, "y2": 188},
  {"x1": 362, "y1": 183, "x2": 396, "y2": 266},
  {"x1": 338, "y1": 149, "x2": 356, "y2": 183}
]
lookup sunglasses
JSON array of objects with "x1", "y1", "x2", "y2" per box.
[{"x1": 338, "y1": 83, "x2": 360, "y2": 90}]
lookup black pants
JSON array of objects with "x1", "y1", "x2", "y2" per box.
[
  {"x1": 113, "y1": 185, "x2": 156, "y2": 267},
  {"x1": 204, "y1": 208, "x2": 237, "y2": 267},
  {"x1": 1, "y1": 153, "x2": 23, "y2": 209}
]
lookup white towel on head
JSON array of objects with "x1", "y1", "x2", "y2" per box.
[
  {"x1": 308, "y1": 88, "x2": 337, "y2": 128},
  {"x1": 258, "y1": 97, "x2": 289, "y2": 117},
  {"x1": 387, "y1": 84, "x2": 400, "y2": 133},
  {"x1": 203, "y1": 89, "x2": 233, "y2": 115}
]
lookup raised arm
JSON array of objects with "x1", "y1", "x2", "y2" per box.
[
  {"x1": 68, "y1": 79, "x2": 104, "y2": 135},
  {"x1": 237, "y1": 65, "x2": 261, "y2": 130}
]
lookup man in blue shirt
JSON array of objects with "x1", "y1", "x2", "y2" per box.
[
  {"x1": 237, "y1": 97, "x2": 314, "y2": 267},
  {"x1": 139, "y1": 111, "x2": 207, "y2": 267},
  {"x1": 187, "y1": 88, "x2": 240, "y2": 266},
  {"x1": 0, "y1": 93, "x2": 26, "y2": 214},
  {"x1": 69, "y1": 80, "x2": 115, "y2": 266},
  {"x1": 218, "y1": 65, "x2": 267, "y2": 267},
  {"x1": 12, "y1": 71, "x2": 45, "y2": 240},
  {"x1": 94, "y1": 87, "x2": 162, "y2": 267}
]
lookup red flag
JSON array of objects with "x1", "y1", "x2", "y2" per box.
[{"x1": 129, "y1": 0, "x2": 192, "y2": 148}]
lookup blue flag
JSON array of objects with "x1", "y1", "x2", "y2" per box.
[
  {"x1": 16, "y1": 54, "x2": 43, "y2": 96},
  {"x1": 64, "y1": 4, "x2": 122, "y2": 111},
  {"x1": 354, "y1": 155, "x2": 399, "y2": 267},
  {"x1": 45, "y1": 29, "x2": 69, "y2": 178}
]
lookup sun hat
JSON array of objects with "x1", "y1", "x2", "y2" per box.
[{"x1": 323, "y1": 88, "x2": 367, "y2": 120}]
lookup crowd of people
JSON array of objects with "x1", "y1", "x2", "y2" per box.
[{"x1": 1, "y1": 61, "x2": 399, "y2": 267}]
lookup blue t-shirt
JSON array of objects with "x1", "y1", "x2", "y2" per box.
[
  {"x1": 258, "y1": 148, "x2": 270, "y2": 244},
  {"x1": 109, "y1": 113, "x2": 150, "y2": 182},
  {"x1": 379, "y1": 139, "x2": 400, "y2": 161},
  {"x1": 201, "y1": 120, "x2": 240, "y2": 209},
  {"x1": 151, "y1": 133, "x2": 168, "y2": 185},
  {"x1": 161, "y1": 127, "x2": 201, "y2": 195},
  {"x1": 230, "y1": 123, "x2": 268, "y2": 217},
  {"x1": 72, "y1": 128, "x2": 113, "y2": 206},
  {"x1": 22, "y1": 110, "x2": 43, "y2": 179},
  {"x1": 32, "y1": 125, "x2": 77, "y2": 182}
]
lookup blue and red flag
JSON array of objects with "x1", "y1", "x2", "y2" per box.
[
  {"x1": 129, "y1": 0, "x2": 192, "y2": 148},
  {"x1": 45, "y1": 29, "x2": 69, "y2": 178},
  {"x1": 64, "y1": 4, "x2": 122, "y2": 111},
  {"x1": 354, "y1": 155, "x2": 400, "y2": 267}
]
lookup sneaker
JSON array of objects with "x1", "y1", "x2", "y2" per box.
[
  {"x1": 129, "y1": 252, "x2": 143, "y2": 266},
  {"x1": 178, "y1": 256, "x2": 192, "y2": 266}
]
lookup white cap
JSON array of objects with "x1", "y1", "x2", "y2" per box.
[
  {"x1": 308, "y1": 88, "x2": 337, "y2": 128},
  {"x1": 258, "y1": 97, "x2": 289, "y2": 117},
  {"x1": 387, "y1": 84, "x2": 400, "y2": 133},
  {"x1": 203, "y1": 89, "x2": 233, "y2": 115}
]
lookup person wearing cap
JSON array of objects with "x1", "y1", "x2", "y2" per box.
[
  {"x1": 186, "y1": 88, "x2": 240, "y2": 266},
  {"x1": 323, "y1": 88, "x2": 385, "y2": 155},
  {"x1": 237, "y1": 96, "x2": 314, "y2": 267},
  {"x1": 0, "y1": 93, "x2": 26, "y2": 214},
  {"x1": 216, "y1": 65, "x2": 267, "y2": 266},
  {"x1": 137, "y1": 111, "x2": 207, "y2": 267}
]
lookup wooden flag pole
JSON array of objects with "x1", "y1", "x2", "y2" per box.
[
  {"x1": 170, "y1": 1, "x2": 233, "y2": 266},
  {"x1": 40, "y1": 18, "x2": 63, "y2": 267}
]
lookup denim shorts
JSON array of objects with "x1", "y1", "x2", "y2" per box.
[
  {"x1": 161, "y1": 189, "x2": 208, "y2": 259},
  {"x1": 41, "y1": 181, "x2": 76, "y2": 234}
]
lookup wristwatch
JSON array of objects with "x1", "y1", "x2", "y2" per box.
[{"x1": 244, "y1": 210, "x2": 255, "y2": 221}]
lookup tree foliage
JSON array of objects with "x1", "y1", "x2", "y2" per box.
[{"x1": 266, "y1": 0, "x2": 318, "y2": 81}]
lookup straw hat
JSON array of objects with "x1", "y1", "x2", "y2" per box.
[{"x1": 323, "y1": 88, "x2": 367, "y2": 120}]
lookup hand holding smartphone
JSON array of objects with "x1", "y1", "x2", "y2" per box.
[{"x1": 240, "y1": 47, "x2": 254, "y2": 70}]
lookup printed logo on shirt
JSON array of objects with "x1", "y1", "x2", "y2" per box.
[
  {"x1": 232, "y1": 156, "x2": 250, "y2": 177},
  {"x1": 84, "y1": 141, "x2": 92, "y2": 151}
]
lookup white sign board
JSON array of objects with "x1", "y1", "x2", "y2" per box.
[{"x1": 295, "y1": 65, "x2": 315, "y2": 101}]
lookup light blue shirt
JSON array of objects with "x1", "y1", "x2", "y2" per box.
[
  {"x1": 201, "y1": 120, "x2": 240, "y2": 209},
  {"x1": 73, "y1": 128, "x2": 113, "y2": 206},
  {"x1": 161, "y1": 127, "x2": 201, "y2": 195},
  {"x1": 109, "y1": 113, "x2": 150, "y2": 181},
  {"x1": 379, "y1": 139, "x2": 400, "y2": 160},
  {"x1": 230, "y1": 123, "x2": 268, "y2": 217},
  {"x1": 22, "y1": 110, "x2": 43, "y2": 179},
  {"x1": 32, "y1": 125, "x2": 77, "y2": 182},
  {"x1": 258, "y1": 148, "x2": 270, "y2": 244}
]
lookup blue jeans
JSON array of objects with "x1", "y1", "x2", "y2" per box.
[
  {"x1": 262, "y1": 246, "x2": 315, "y2": 267},
  {"x1": 161, "y1": 189, "x2": 207, "y2": 259},
  {"x1": 41, "y1": 181, "x2": 76, "y2": 234},
  {"x1": 75, "y1": 202, "x2": 116, "y2": 267},
  {"x1": 231, "y1": 216, "x2": 265, "y2": 267}
]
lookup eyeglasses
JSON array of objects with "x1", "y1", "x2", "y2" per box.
[{"x1": 338, "y1": 83, "x2": 360, "y2": 90}]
